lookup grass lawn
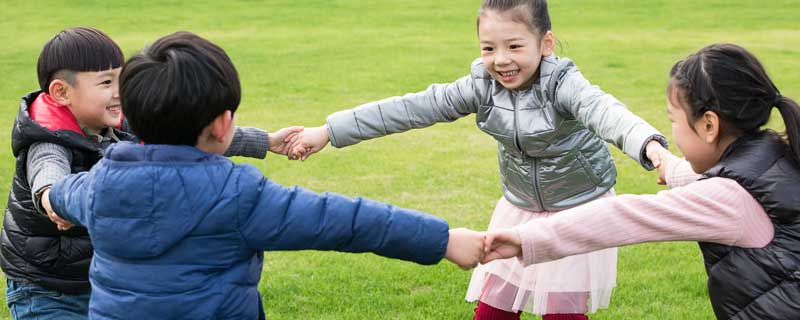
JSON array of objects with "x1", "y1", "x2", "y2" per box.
[{"x1": 0, "y1": 1, "x2": 798, "y2": 319}]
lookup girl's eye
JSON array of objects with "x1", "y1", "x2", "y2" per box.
[
  {"x1": 482, "y1": 47, "x2": 494, "y2": 52},
  {"x1": 100, "y1": 80, "x2": 112, "y2": 85},
  {"x1": 510, "y1": 44, "x2": 522, "y2": 49}
]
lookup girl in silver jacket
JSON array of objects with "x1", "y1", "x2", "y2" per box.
[{"x1": 286, "y1": 1, "x2": 671, "y2": 319}]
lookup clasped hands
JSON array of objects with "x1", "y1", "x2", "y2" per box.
[{"x1": 446, "y1": 228, "x2": 525, "y2": 270}]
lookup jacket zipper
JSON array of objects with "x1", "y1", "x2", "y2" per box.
[
  {"x1": 513, "y1": 91, "x2": 546, "y2": 211},
  {"x1": 511, "y1": 91, "x2": 523, "y2": 153},
  {"x1": 532, "y1": 157, "x2": 545, "y2": 211}
]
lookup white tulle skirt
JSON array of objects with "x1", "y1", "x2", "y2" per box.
[{"x1": 465, "y1": 194, "x2": 617, "y2": 315}]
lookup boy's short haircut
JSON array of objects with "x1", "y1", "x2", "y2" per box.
[
  {"x1": 119, "y1": 31, "x2": 241, "y2": 146},
  {"x1": 37, "y1": 27, "x2": 124, "y2": 93}
]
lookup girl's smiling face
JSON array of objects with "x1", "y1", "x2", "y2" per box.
[{"x1": 478, "y1": 9, "x2": 553, "y2": 90}]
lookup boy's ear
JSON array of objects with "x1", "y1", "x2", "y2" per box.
[
  {"x1": 540, "y1": 31, "x2": 555, "y2": 57},
  {"x1": 210, "y1": 110, "x2": 233, "y2": 142},
  {"x1": 700, "y1": 111, "x2": 721, "y2": 143},
  {"x1": 48, "y1": 79, "x2": 71, "y2": 106}
]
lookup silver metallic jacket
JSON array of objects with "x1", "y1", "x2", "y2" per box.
[{"x1": 326, "y1": 55, "x2": 666, "y2": 211}]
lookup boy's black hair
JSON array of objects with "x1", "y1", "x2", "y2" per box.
[
  {"x1": 37, "y1": 27, "x2": 124, "y2": 93},
  {"x1": 119, "y1": 31, "x2": 241, "y2": 146}
]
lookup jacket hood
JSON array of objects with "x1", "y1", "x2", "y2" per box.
[{"x1": 88, "y1": 142, "x2": 235, "y2": 259}]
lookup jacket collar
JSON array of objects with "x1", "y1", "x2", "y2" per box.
[
  {"x1": 28, "y1": 92, "x2": 85, "y2": 136},
  {"x1": 537, "y1": 54, "x2": 559, "y2": 88},
  {"x1": 104, "y1": 141, "x2": 226, "y2": 163},
  {"x1": 12, "y1": 91, "x2": 97, "y2": 156}
]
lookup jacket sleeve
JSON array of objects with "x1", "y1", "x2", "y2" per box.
[
  {"x1": 555, "y1": 62, "x2": 667, "y2": 170},
  {"x1": 223, "y1": 127, "x2": 269, "y2": 159},
  {"x1": 26, "y1": 142, "x2": 72, "y2": 215},
  {"x1": 48, "y1": 171, "x2": 92, "y2": 227},
  {"x1": 513, "y1": 177, "x2": 773, "y2": 266},
  {"x1": 325, "y1": 59, "x2": 491, "y2": 148},
  {"x1": 236, "y1": 166, "x2": 449, "y2": 265}
]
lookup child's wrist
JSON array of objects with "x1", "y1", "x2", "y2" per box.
[
  {"x1": 39, "y1": 187, "x2": 53, "y2": 216},
  {"x1": 321, "y1": 125, "x2": 331, "y2": 144}
]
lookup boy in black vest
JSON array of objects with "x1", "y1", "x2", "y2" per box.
[{"x1": 1, "y1": 27, "x2": 299, "y2": 319}]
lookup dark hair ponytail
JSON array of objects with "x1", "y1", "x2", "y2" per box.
[
  {"x1": 668, "y1": 43, "x2": 800, "y2": 164},
  {"x1": 776, "y1": 95, "x2": 800, "y2": 164}
]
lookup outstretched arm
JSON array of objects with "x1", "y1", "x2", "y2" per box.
[
  {"x1": 48, "y1": 171, "x2": 94, "y2": 229},
  {"x1": 556, "y1": 64, "x2": 669, "y2": 170},
  {"x1": 483, "y1": 177, "x2": 773, "y2": 266},
  {"x1": 285, "y1": 67, "x2": 491, "y2": 161},
  {"x1": 236, "y1": 165, "x2": 484, "y2": 267},
  {"x1": 324, "y1": 75, "x2": 483, "y2": 149}
]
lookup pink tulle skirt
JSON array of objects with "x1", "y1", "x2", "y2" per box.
[{"x1": 465, "y1": 193, "x2": 617, "y2": 315}]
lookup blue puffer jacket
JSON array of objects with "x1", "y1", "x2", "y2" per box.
[{"x1": 49, "y1": 142, "x2": 449, "y2": 319}]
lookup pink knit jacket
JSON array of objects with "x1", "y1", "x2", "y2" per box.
[{"x1": 514, "y1": 158, "x2": 774, "y2": 266}]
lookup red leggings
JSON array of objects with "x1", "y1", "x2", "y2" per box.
[{"x1": 473, "y1": 302, "x2": 588, "y2": 320}]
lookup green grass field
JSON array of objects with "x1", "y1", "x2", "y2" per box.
[{"x1": 1, "y1": 1, "x2": 798, "y2": 319}]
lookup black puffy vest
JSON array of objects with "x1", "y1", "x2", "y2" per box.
[
  {"x1": 699, "y1": 131, "x2": 800, "y2": 319},
  {"x1": 1, "y1": 91, "x2": 137, "y2": 294}
]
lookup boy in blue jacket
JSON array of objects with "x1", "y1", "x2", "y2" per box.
[
  {"x1": 4, "y1": 26, "x2": 291, "y2": 320},
  {"x1": 45, "y1": 31, "x2": 484, "y2": 319}
]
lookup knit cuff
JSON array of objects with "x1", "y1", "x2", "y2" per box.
[
  {"x1": 225, "y1": 127, "x2": 269, "y2": 159},
  {"x1": 513, "y1": 227, "x2": 536, "y2": 267}
]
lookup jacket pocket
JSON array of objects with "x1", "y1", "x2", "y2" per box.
[
  {"x1": 576, "y1": 151, "x2": 602, "y2": 185},
  {"x1": 502, "y1": 157, "x2": 536, "y2": 205},
  {"x1": 538, "y1": 150, "x2": 599, "y2": 204},
  {"x1": 578, "y1": 145, "x2": 615, "y2": 185}
]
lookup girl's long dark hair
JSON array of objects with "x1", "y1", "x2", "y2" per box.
[{"x1": 668, "y1": 43, "x2": 800, "y2": 164}]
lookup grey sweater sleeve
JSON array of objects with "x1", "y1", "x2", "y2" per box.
[
  {"x1": 224, "y1": 127, "x2": 269, "y2": 159},
  {"x1": 26, "y1": 142, "x2": 72, "y2": 215}
]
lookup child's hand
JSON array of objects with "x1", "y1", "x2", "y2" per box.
[
  {"x1": 268, "y1": 126, "x2": 304, "y2": 156},
  {"x1": 287, "y1": 125, "x2": 330, "y2": 161},
  {"x1": 481, "y1": 229, "x2": 522, "y2": 264},
  {"x1": 655, "y1": 152, "x2": 680, "y2": 185},
  {"x1": 645, "y1": 140, "x2": 672, "y2": 169},
  {"x1": 645, "y1": 140, "x2": 677, "y2": 184},
  {"x1": 445, "y1": 228, "x2": 485, "y2": 270},
  {"x1": 41, "y1": 188, "x2": 74, "y2": 231}
]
